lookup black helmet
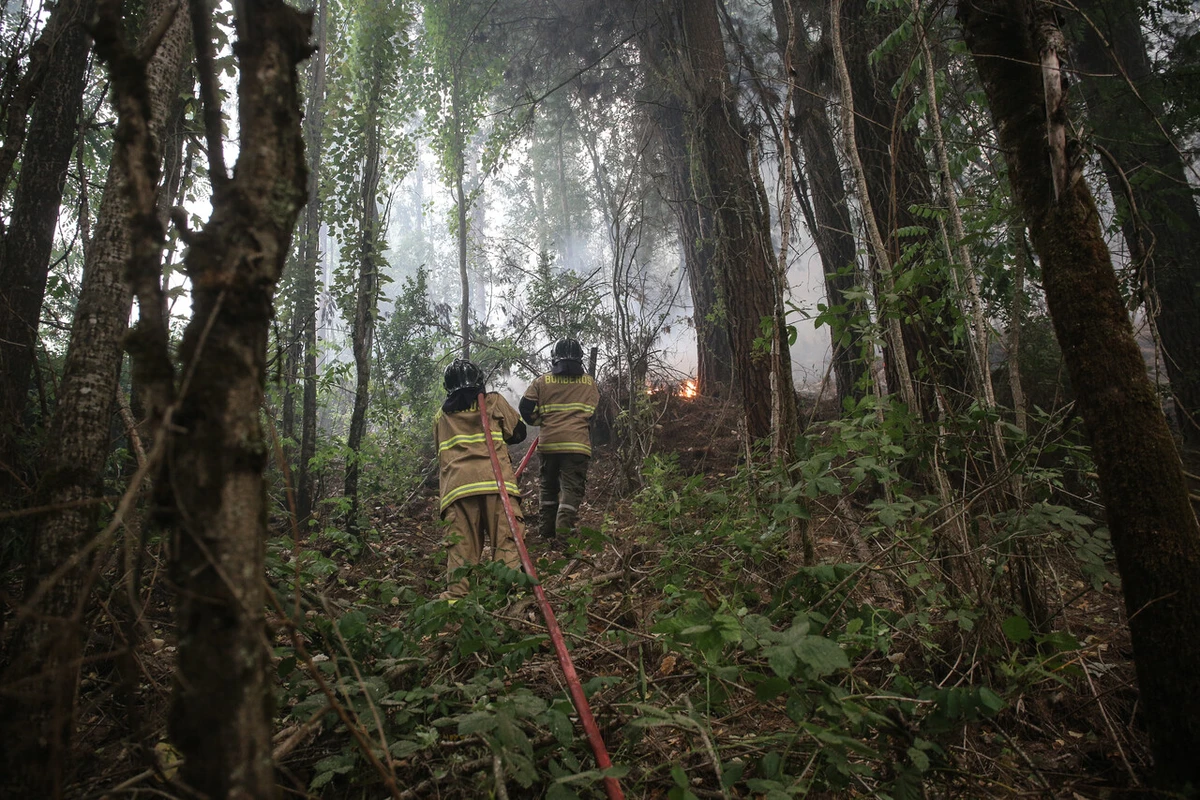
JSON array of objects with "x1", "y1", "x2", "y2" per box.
[
  {"x1": 551, "y1": 338, "x2": 584, "y2": 364},
  {"x1": 443, "y1": 358, "x2": 484, "y2": 395}
]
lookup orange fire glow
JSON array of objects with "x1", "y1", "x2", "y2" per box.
[{"x1": 678, "y1": 378, "x2": 698, "y2": 400}]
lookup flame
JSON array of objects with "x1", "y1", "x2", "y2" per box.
[{"x1": 678, "y1": 378, "x2": 698, "y2": 400}]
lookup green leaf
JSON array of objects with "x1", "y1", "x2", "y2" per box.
[
  {"x1": 390, "y1": 738, "x2": 422, "y2": 758},
  {"x1": 670, "y1": 763, "x2": 688, "y2": 787},
  {"x1": 907, "y1": 746, "x2": 930, "y2": 771},
  {"x1": 1038, "y1": 630, "x2": 1079, "y2": 652},
  {"x1": 978, "y1": 687, "x2": 1005, "y2": 713},
  {"x1": 508, "y1": 692, "x2": 546, "y2": 717},
  {"x1": 721, "y1": 760, "x2": 745, "y2": 788},
  {"x1": 309, "y1": 752, "x2": 355, "y2": 790},
  {"x1": 679, "y1": 624, "x2": 713, "y2": 636},
  {"x1": 309, "y1": 769, "x2": 337, "y2": 790},
  {"x1": 814, "y1": 475, "x2": 842, "y2": 495},
  {"x1": 754, "y1": 676, "x2": 792, "y2": 702},
  {"x1": 760, "y1": 750, "x2": 783, "y2": 779},
  {"x1": 764, "y1": 644, "x2": 797, "y2": 678},
  {"x1": 456, "y1": 710, "x2": 497, "y2": 735},
  {"x1": 741, "y1": 614, "x2": 773, "y2": 638},
  {"x1": 582, "y1": 675, "x2": 622, "y2": 695},
  {"x1": 778, "y1": 617, "x2": 811, "y2": 643},
  {"x1": 547, "y1": 783, "x2": 580, "y2": 800},
  {"x1": 506, "y1": 749, "x2": 538, "y2": 788},
  {"x1": 745, "y1": 778, "x2": 786, "y2": 792},
  {"x1": 793, "y1": 635, "x2": 850, "y2": 677},
  {"x1": 337, "y1": 609, "x2": 368, "y2": 640},
  {"x1": 313, "y1": 752, "x2": 355, "y2": 772},
  {"x1": 546, "y1": 709, "x2": 573, "y2": 744},
  {"x1": 277, "y1": 655, "x2": 296, "y2": 678},
  {"x1": 1001, "y1": 615, "x2": 1032, "y2": 643}
]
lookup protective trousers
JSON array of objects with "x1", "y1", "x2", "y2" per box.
[
  {"x1": 538, "y1": 452, "x2": 590, "y2": 539},
  {"x1": 443, "y1": 494, "x2": 523, "y2": 598}
]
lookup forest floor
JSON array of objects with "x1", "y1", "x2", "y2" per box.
[{"x1": 63, "y1": 392, "x2": 1153, "y2": 799}]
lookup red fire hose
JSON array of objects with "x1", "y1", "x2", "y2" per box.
[
  {"x1": 477, "y1": 394, "x2": 624, "y2": 800},
  {"x1": 515, "y1": 435, "x2": 539, "y2": 480}
]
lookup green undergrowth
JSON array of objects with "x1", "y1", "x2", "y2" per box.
[{"x1": 266, "y1": 397, "x2": 1118, "y2": 797}]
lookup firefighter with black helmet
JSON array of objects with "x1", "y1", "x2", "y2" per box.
[
  {"x1": 434, "y1": 358, "x2": 527, "y2": 599},
  {"x1": 519, "y1": 338, "x2": 599, "y2": 543}
]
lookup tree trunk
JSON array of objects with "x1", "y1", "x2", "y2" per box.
[
  {"x1": 961, "y1": 0, "x2": 1200, "y2": 788},
  {"x1": 470, "y1": 193, "x2": 487, "y2": 317},
  {"x1": 282, "y1": 267, "x2": 300, "y2": 444},
  {"x1": 453, "y1": 77, "x2": 471, "y2": 359},
  {"x1": 683, "y1": 206, "x2": 735, "y2": 395},
  {"x1": 772, "y1": 0, "x2": 868, "y2": 407},
  {"x1": 0, "y1": 0, "x2": 84, "y2": 193},
  {"x1": 0, "y1": 5, "x2": 189, "y2": 793},
  {"x1": 661, "y1": 0, "x2": 793, "y2": 441},
  {"x1": 456, "y1": 174, "x2": 471, "y2": 358},
  {"x1": 657, "y1": 99, "x2": 733, "y2": 395},
  {"x1": 754, "y1": 136, "x2": 799, "y2": 459},
  {"x1": 0, "y1": 0, "x2": 96, "y2": 487},
  {"x1": 107, "y1": 0, "x2": 310, "y2": 794},
  {"x1": 345, "y1": 77, "x2": 382, "y2": 535},
  {"x1": 556, "y1": 123, "x2": 575, "y2": 268},
  {"x1": 295, "y1": 0, "x2": 327, "y2": 526},
  {"x1": 1071, "y1": 0, "x2": 1200, "y2": 469},
  {"x1": 1007, "y1": 224, "x2": 1029, "y2": 435}
]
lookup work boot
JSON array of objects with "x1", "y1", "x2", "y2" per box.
[
  {"x1": 539, "y1": 505, "x2": 559, "y2": 541},
  {"x1": 555, "y1": 504, "x2": 578, "y2": 541}
]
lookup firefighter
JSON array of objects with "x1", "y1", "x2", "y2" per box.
[
  {"x1": 519, "y1": 338, "x2": 600, "y2": 542},
  {"x1": 434, "y1": 358, "x2": 527, "y2": 600}
]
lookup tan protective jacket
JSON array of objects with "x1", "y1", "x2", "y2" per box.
[
  {"x1": 434, "y1": 392, "x2": 521, "y2": 514},
  {"x1": 521, "y1": 373, "x2": 599, "y2": 455}
]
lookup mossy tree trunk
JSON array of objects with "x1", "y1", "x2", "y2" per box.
[
  {"x1": 655, "y1": 0, "x2": 795, "y2": 442},
  {"x1": 961, "y1": 0, "x2": 1200, "y2": 788},
  {"x1": 657, "y1": 99, "x2": 733, "y2": 396},
  {"x1": 1071, "y1": 0, "x2": 1200, "y2": 468}
]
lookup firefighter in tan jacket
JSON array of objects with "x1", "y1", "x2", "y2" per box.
[
  {"x1": 520, "y1": 338, "x2": 600, "y2": 541},
  {"x1": 435, "y1": 359, "x2": 527, "y2": 599}
]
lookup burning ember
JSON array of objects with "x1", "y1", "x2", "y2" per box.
[{"x1": 677, "y1": 378, "x2": 698, "y2": 400}]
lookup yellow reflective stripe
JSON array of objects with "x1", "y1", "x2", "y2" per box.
[
  {"x1": 539, "y1": 403, "x2": 596, "y2": 414},
  {"x1": 540, "y1": 441, "x2": 592, "y2": 454},
  {"x1": 440, "y1": 480, "x2": 520, "y2": 510},
  {"x1": 438, "y1": 431, "x2": 505, "y2": 453}
]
